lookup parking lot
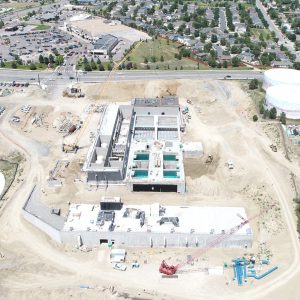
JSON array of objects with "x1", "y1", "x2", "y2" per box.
[{"x1": 0, "y1": 28, "x2": 87, "y2": 65}]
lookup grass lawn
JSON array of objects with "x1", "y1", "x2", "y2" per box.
[
  {"x1": 251, "y1": 28, "x2": 272, "y2": 41},
  {"x1": 32, "y1": 24, "x2": 51, "y2": 31},
  {"x1": 127, "y1": 37, "x2": 208, "y2": 70},
  {"x1": 1, "y1": 61, "x2": 48, "y2": 71}
]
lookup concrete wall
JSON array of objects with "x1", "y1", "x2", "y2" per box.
[
  {"x1": 60, "y1": 231, "x2": 252, "y2": 248},
  {"x1": 22, "y1": 209, "x2": 62, "y2": 243},
  {"x1": 22, "y1": 186, "x2": 62, "y2": 243}
]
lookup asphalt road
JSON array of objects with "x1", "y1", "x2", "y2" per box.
[
  {"x1": 0, "y1": 69, "x2": 264, "y2": 85},
  {"x1": 219, "y1": 8, "x2": 227, "y2": 32}
]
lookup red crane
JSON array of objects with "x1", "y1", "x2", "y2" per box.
[{"x1": 159, "y1": 205, "x2": 275, "y2": 276}]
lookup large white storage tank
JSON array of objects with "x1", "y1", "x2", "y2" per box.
[
  {"x1": 263, "y1": 69, "x2": 300, "y2": 89},
  {"x1": 266, "y1": 85, "x2": 300, "y2": 119}
]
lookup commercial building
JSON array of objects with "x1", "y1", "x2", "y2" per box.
[
  {"x1": 83, "y1": 97, "x2": 192, "y2": 193},
  {"x1": 92, "y1": 34, "x2": 119, "y2": 55}
]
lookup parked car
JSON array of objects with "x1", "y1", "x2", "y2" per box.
[{"x1": 112, "y1": 263, "x2": 127, "y2": 271}]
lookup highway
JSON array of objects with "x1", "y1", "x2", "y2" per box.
[{"x1": 0, "y1": 69, "x2": 264, "y2": 85}]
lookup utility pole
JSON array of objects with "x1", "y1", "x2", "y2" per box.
[{"x1": 38, "y1": 73, "x2": 40, "y2": 86}]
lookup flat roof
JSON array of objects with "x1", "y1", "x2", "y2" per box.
[
  {"x1": 63, "y1": 204, "x2": 252, "y2": 235},
  {"x1": 133, "y1": 96, "x2": 179, "y2": 107},
  {"x1": 94, "y1": 34, "x2": 118, "y2": 50}
]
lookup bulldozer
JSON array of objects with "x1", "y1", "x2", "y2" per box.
[{"x1": 62, "y1": 143, "x2": 79, "y2": 153}]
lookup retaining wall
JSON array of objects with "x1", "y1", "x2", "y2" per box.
[
  {"x1": 60, "y1": 231, "x2": 252, "y2": 248},
  {"x1": 22, "y1": 186, "x2": 63, "y2": 243}
]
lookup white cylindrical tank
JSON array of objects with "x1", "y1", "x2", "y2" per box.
[
  {"x1": 266, "y1": 85, "x2": 300, "y2": 119},
  {"x1": 263, "y1": 69, "x2": 300, "y2": 89}
]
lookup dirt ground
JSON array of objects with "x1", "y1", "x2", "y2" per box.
[
  {"x1": 0, "y1": 79, "x2": 300, "y2": 300},
  {"x1": 72, "y1": 17, "x2": 150, "y2": 43}
]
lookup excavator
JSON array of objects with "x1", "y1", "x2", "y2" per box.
[{"x1": 159, "y1": 260, "x2": 178, "y2": 276}]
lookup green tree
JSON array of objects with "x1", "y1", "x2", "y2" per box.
[
  {"x1": 144, "y1": 57, "x2": 148, "y2": 64},
  {"x1": 259, "y1": 100, "x2": 265, "y2": 114},
  {"x1": 49, "y1": 54, "x2": 54, "y2": 64},
  {"x1": 150, "y1": 56, "x2": 157, "y2": 63},
  {"x1": 0, "y1": 20, "x2": 4, "y2": 29},
  {"x1": 279, "y1": 112, "x2": 286, "y2": 125},
  {"x1": 55, "y1": 55, "x2": 64, "y2": 66},
  {"x1": 39, "y1": 55, "x2": 44, "y2": 64},
  {"x1": 231, "y1": 57, "x2": 240, "y2": 67},
  {"x1": 44, "y1": 56, "x2": 49, "y2": 65},
  {"x1": 84, "y1": 63, "x2": 92, "y2": 72},
  {"x1": 160, "y1": 55, "x2": 164, "y2": 62},
  {"x1": 263, "y1": 109, "x2": 269, "y2": 119},
  {"x1": 167, "y1": 23, "x2": 174, "y2": 31},
  {"x1": 0, "y1": 61, "x2": 5, "y2": 67},
  {"x1": 29, "y1": 63, "x2": 37, "y2": 70},
  {"x1": 249, "y1": 79, "x2": 259, "y2": 90},
  {"x1": 253, "y1": 115, "x2": 258, "y2": 122},
  {"x1": 83, "y1": 56, "x2": 88, "y2": 65},
  {"x1": 98, "y1": 64, "x2": 105, "y2": 71},
  {"x1": 222, "y1": 61, "x2": 228, "y2": 68},
  {"x1": 204, "y1": 42, "x2": 212, "y2": 52},
  {"x1": 11, "y1": 61, "x2": 17, "y2": 69},
  {"x1": 294, "y1": 62, "x2": 300, "y2": 70},
  {"x1": 180, "y1": 48, "x2": 191, "y2": 57},
  {"x1": 208, "y1": 56, "x2": 217, "y2": 68},
  {"x1": 107, "y1": 63, "x2": 112, "y2": 71},
  {"x1": 269, "y1": 107, "x2": 277, "y2": 119},
  {"x1": 91, "y1": 59, "x2": 97, "y2": 70},
  {"x1": 211, "y1": 34, "x2": 218, "y2": 43}
]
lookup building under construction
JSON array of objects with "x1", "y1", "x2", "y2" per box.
[
  {"x1": 61, "y1": 201, "x2": 253, "y2": 248},
  {"x1": 83, "y1": 97, "x2": 195, "y2": 193}
]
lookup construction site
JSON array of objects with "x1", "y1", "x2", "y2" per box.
[{"x1": 0, "y1": 74, "x2": 300, "y2": 300}]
